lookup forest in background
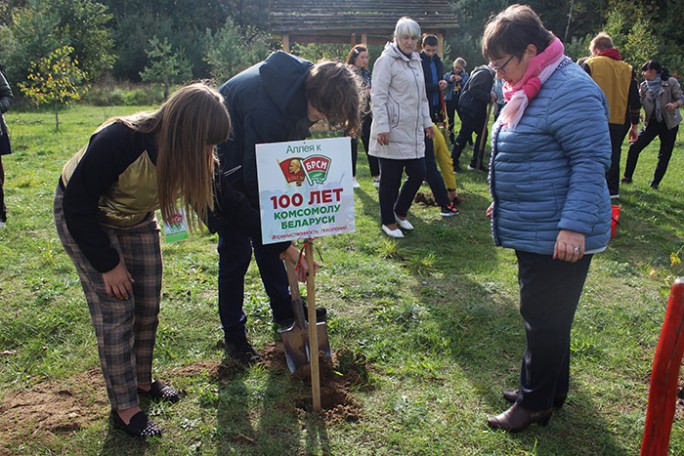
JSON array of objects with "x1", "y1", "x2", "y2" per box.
[{"x1": 1, "y1": 0, "x2": 683, "y2": 99}]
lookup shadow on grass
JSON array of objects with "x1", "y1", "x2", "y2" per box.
[
  {"x1": 215, "y1": 355, "x2": 329, "y2": 455},
  {"x1": 421, "y1": 267, "x2": 628, "y2": 454},
  {"x1": 385, "y1": 171, "x2": 629, "y2": 454},
  {"x1": 99, "y1": 427, "x2": 149, "y2": 455}
]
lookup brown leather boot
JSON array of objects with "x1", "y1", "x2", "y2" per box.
[
  {"x1": 502, "y1": 389, "x2": 567, "y2": 408},
  {"x1": 487, "y1": 403, "x2": 553, "y2": 433}
]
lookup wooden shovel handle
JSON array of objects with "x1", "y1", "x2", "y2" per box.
[
  {"x1": 284, "y1": 259, "x2": 301, "y2": 301},
  {"x1": 304, "y1": 241, "x2": 321, "y2": 412}
]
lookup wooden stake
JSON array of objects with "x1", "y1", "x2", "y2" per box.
[{"x1": 305, "y1": 240, "x2": 321, "y2": 412}]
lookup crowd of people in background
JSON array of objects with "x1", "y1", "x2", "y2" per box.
[{"x1": 0, "y1": 2, "x2": 682, "y2": 440}]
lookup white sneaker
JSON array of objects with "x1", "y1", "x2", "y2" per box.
[
  {"x1": 0, "y1": 221, "x2": 5, "y2": 229},
  {"x1": 382, "y1": 224, "x2": 404, "y2": 238},
  {"x1": 394, "y1": 214, "x2": 414, "y2": 230},
  {"x1": 373, "y1": 177, "x2": 380, "y2": 188},
  {"x1": 353, "y1": 177, "x2": 361, "y2": 189}
]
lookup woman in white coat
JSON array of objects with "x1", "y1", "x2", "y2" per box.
[{"x1": 369, "y1": 16, "x2": 434, "y2": 238}]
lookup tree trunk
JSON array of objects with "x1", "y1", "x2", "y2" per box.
[
  {"x1": 564, "y1": 0, "x2": 574, "y2": 43},
  {"x1": 54, "y1": 103, "x2": 60, "y2": 131}
]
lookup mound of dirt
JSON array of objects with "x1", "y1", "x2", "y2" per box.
[
  {"x1": 414, "y1": 191, "x2": 438, "y2": 207},
  {"x1": 261, "y1": 343, "x2": 369, "y2": 424}
]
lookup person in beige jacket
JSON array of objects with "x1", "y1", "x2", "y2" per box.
[
  {"x1": 622, "y1": 60, "x2": 683, "y2": 189},
  {"x1": 369, "y1": 16, "x2": 433, "y2": 238}
]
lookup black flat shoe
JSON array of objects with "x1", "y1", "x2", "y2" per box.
[
  {"x1": 487, "y1": 403, "x2": 553, "y2": 433},
  {"x1": 502, "y1": 389, "x2": 566, "y2": 409},
  {"x1": 110, "y1": 410, "x2": 162, "y2": 438},
  {"x1": 138, "y1": 380, "x2": 180, "y2": 403}
]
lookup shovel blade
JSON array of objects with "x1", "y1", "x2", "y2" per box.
[
  {"x1": 279, "y1": 323, "x2": 309, "y2": 373},
  {"x1": 316, "y1": 322, "x2": 332, "y2": 359},
  {"x1": 280, "y1": 321, "x2": 331, "y2": 373}
]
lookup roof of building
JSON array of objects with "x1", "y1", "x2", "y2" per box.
[{"x1": 269, "y1": 0, "x2": 459, "y2": 44}]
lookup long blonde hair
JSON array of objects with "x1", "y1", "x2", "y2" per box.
[{"x1": 108, "y1": 83, "x2": 230, "y2": 226}]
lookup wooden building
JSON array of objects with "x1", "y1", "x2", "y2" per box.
[{"x1": 269, "y1": 0, "x2": 459, "y2": 56}]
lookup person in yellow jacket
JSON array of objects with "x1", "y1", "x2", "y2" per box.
[{"x1": 583, "y1": 32, "x2": 640, "y2": 199}]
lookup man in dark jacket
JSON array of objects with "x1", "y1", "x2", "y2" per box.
[
  {"x1": 451, "y1": 65, "x2": 495, "y2": 172},
  {"x1": 214, "y1": 51, "x2": 361, "y2": 363},
  {"x1": 420, "y1": 35, "x2": 447, "y2": 122}
]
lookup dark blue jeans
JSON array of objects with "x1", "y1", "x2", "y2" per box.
[
  {"x1": 217, "y1": 223, "x2": 292, "y2": 340},
  {"x1": 515, "y1": 250, "x2": 593, "y2": 411},
  {"x1": 377, "y1": 157, "x2": 425, "y2": 225}
]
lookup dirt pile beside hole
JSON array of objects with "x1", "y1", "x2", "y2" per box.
[
  {"x1": 261, "y1": 343, "x2": 369, "y2": 424},
  {"x1": 414, "y1": 191, "x2": 438, "y2": 207}
]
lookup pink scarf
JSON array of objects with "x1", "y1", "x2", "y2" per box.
[{"x1": 499, "y1": 38, "x2": 565, "y2": 129}]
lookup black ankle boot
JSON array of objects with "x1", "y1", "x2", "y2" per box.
[{"x1": 225, "y1": 330, "x2": 260, "y2": 365}]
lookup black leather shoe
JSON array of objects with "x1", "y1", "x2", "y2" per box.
[
  {"x1": 502, "y1": 389, "x2": 566, "y2": 409},
  {"x1": 138, "y1": 380, "x2": 180, "y2": 403},
  {"x1": 487, "y1": 403, "x2": 553, "y2": 433},
  {"x1": 110, "y1": 410, "x2": 162, "y2": 438}
]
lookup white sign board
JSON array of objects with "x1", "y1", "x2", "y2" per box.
[{"x1": 256, "y1": 137, "x2": 355, "y2": 245}]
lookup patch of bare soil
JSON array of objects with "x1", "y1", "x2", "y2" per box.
[
  {"x1": 0, "y1": 344, "x2": 370, "y2": 452},
  {"x1": 0, "y1": 368, "x2": 109, "y2": 453},
  {"x1": 414, "y1": 191, "x2": 439, "y2": 207}
]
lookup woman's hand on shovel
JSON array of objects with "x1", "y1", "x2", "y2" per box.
[{"x1": 281, "y1": 244, "x2": 319, "y2": 282}]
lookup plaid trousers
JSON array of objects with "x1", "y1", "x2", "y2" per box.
[{"x1": 54, "y1": 187, "x2": 162, "y2": 410}]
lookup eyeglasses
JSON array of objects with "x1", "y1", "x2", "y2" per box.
[{"x1": 489, "y1": 55, "x2": 515, "y2": 73}]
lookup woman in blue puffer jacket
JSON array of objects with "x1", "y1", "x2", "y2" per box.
[{"x1": 482, "y1": 5, "x2": 612, "y2": 433}]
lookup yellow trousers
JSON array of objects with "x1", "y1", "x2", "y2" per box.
[{"x1": 433, "y1": 124, "x2": 457, "y2": 191}]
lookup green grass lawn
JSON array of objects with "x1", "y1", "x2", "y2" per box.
[{"x1": 1, "y1": 104, "x2": 683, "y2": 455}]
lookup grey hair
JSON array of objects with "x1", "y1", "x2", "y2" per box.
[{"x1": 393, "y1": 17, "x2": 421, "y2": 42}]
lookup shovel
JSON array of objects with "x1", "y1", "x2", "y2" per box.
[{"x1": 278, "y1": 258, "x2": 331, "y2": 375}]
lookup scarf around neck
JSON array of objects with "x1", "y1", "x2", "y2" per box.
[
  {"x1": 647, "y1": 75, "x2": 663, "y2": 122},
  {"x1": 498, "y1": 37, "x2": 565, "y2": 129},
  {"x1": 598, "y1": 48, "x2": 622, "y2": 61}
]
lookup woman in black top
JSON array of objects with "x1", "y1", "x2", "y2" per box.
[
  {"x1": 55, "y1": 83, "x2": 231, "y2": 438},
  {"x1": 347, "y1": 45, "x2": 380, "y2": 186}
]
